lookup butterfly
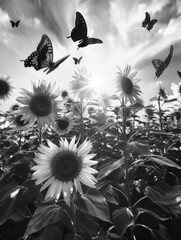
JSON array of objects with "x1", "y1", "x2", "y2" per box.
[
  {"x1": 10, "y1": 20, "x2": 20, "y2": 28},
  {"x1": 73, "y1": 56, "x2": 83, "y2": 64},
  {"x1": 152, "y1": 44, "x2": 173, "y2": 79},
  {"x1": 67, "y1": 11, "x2": 103, "y2": 49},
  {"x1": 21, "y1": 34, "x2": 70, "y2": 74},
  {"x1": 177, "y1": 70, "x2": 181, "y2": 78},
  {"x1": 142, "y1": 12, "x2": 158, "y2": 31}
]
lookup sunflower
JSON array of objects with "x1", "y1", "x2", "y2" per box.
[
  {"x1": 11, "y1": 104, "x2": 19, "y2": 111},
  {"x1": 0, "y1": 73, "x2": 14, "y2": 100},
  {"x1": 157, "y1": 84, "x2": 168, "y2": 100},
  {"x1": 171, "y1": 82, "x2": 181, "y2": 98},
  {"x1": 61, "y1": 90, "x2": 69, "y2": 99},
  {"x1": 31, "y1": 136, "x2": 98, "y2": 205},
  {"x1": 8, "y1": 113, "x2": 29, "y2": 131},
  {"x1": 115, "y1": 65, "x2": 142, "y2": 104},
  {"x1": 16, "y1": 80, "x2": 61, "y2": 128},
  {"x1": 54, "y1": 114, "x2": 74, "y2": 135},
  {"x1": 69, "y1": 67, "x2": 96, "y2": 101}
]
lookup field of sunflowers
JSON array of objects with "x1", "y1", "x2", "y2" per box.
[{"x1": 0, "y1": 64, "x2": 181, "y2": 240}]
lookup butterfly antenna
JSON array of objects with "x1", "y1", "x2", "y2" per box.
[{"x1": 67, "y1": 36, "x2": 71, "y2": 39}]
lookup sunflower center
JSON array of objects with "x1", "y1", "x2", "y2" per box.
[
  {"x1": 121, "y1": 77, "x2": 133, "y2": 94},
  {"x1": 51, "y1": 150, "x2": 82, "y2": 181},
  {"x1": 0, "y1": 80, "x2": 10, "y2": 95},
  {"x1": 61, "y1": 90, "x2": 68, "y2": 99},
  {"x1": 29, "y1": 93, "x2": 53, "y2": 117},
  {"x1": 57, "y1": 119, "x2": 69, "y2": 130},
  {"x1": 15, "y1": 115, "x2": 28, "y2": 126}
]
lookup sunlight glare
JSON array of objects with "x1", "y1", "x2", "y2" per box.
[{"x1": 89, "y1": 74, "x2": 113, "y2": 97}]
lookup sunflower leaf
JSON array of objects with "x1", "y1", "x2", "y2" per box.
[
  {"x1": 133, "y1": 224, "x2": 157, "y2": 240},
  {"x1": 24, "y1": 201, "x2": 71, "y2": 236},
  {"x1": 0, "y1": 187, "x2": 25, "y2": 225},
  {"x1": 126, "y1": 141, "x2": 150, "y2": 155},
  {"x1": 112, "y1": 207, "x2": 134, "y2": 236},
  {"x1": 75, "y1": 188, "x2": 112, "y2": 223},
  {"x1": 76, "y1": 211, "x2": 99, "y2": 236},
  {"x1": 145, "y1": 155, "x2": 181, "y2": 169},
  {"x1": 39, "y1": 225, "x2": 62, "y2": 240},
  {"x1": 97, "y1": 158, "x2": 124, "y2": 180}
]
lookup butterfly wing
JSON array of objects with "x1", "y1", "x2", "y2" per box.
[
  {"x1": 21, "y1": 51, "x2": 39, "y2": 70},
  {"x1": 15, "y1": 20, "x2": 20, "y2": 27},
  {"x1": 45, "y1": 54, "x2": 70, "y2": 74},
  {"x1": 37, "y1": 34, "x2": 53, "y2": 61},
  {"x1": 10, "y1": 20, "x2": 15, "y2": 27},
  {"x1": 146, "y1": 19, "x2": 158, "y2": 31},
  {"x1": 21, "y1": 34, "x2": 53, "y2": 71},
  {"x1": 152, "y1": 59, "x2": 165, "y2": 79},
  {"x1": 77, "y1": 37, "x2": 103, "y2": 49},
  {"x1": 164, "y1": 44, "x2": 173, "y2": 67},
  {"x1": 35, "y1": 34, "x2": 53, "y2": 69},
  {"x1": 142, "y1": 12, "x2": 150, "y2": 28},
  {"x1": 177, "y1": 70, "x2": 181, "y2": 78},
  {"x1": 68, "y1": 11, "x2": 87, "y2": 42},
  {"x1": 78, "y1": 56, "x2": 83, "y2": 64},
  {"x1": 152, "y1": 59, "x2": 164, "y2": 69},
  {"x1": 152, "y1": 45, "x2": 173, "y2": 79},
  {"x1": 73, "y1": 57, "x2": 78, "y2": 64},
  {"x1": 73, "y1": 56, "x2": 82, "y2": 64}
]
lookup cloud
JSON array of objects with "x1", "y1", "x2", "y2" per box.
[
  {"x1": 0, "y1": 0, "x2": 77, "y2": 47},
  {"x1": 1, "y1": 0, "x2": 181, "y2": 111}
]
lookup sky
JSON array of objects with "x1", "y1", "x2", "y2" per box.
[{"x1": 1, "y1": 0, "x2": 181, "y2": 111}]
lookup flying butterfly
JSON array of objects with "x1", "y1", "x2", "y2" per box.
[
  {"x1": 73, "y1": 56, "x2": 83, "y2": 65},
  {"x1": 142, "y1": 12, "x2": 158, "y2": 31},
  {"x1": 177, "y1": 70, "x2": 181, "y2": 78},
  {"x1": 67, "y1": 11, "x2": 103, "y2": 49},
  {"x1": 10, "y1": 20, "x2": 20, "y2": 28},
  {"x1": 21, "y1": 34, "x2": 70, "y2": 74},
  {"x1": 152, "y1": 44, "x2": 173, "y2": 79}
]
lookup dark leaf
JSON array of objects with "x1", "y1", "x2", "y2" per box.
[
  {"x1": 0, "y1": 181, "x2": 21, "y2": 203},
  {"x1": 39, "y1": 225, "x2": 62, "y2": 240},
  {"x1": 155, "y1": 185, "x2": 181, "y2": 215},
  {"x1": 76, "y1": 211, "x2": 99, "y2": 236},
  {"x1": 97, "y1": 182, "x2": 119, "y2": 205},
  {"x1": 0, "y1": 188, "x2": 25, "y2": 224},
  {"x1": 19, "y1": 184, "x2": 39, "y2": 207},
  {"x1": 126, "y1": 141, "x2": 150, "y2": 155},
  {"x1": 111, "y1": 183, "x2": 128, "y2": 207},
  {"x1": 112, "y1": 207, "x2": 134, "y2": 237},
  {"x1": 133, "y1": 224, "x2": 158, "y2": 240},
  {"x1": 24, "y1": 201, "x2": 67, "y2": 236},
  {"x1": 97, "y1": 158, "x2": 124, "y2": 180},
  {"x1": 65, "y1": 234, "x2": 75, "y2": 240},
  {"x1": 75, "y1": 188, "x2": 111, "y2": 223},
  {"x1": 80, "y1": 232, "x2": 92, "y2": 240},
  {"x1": 136, "y1": 207, "x2": 168, "y2": 221},
  {"x1": 131, "y1": 102, "x2": 145, "y2": 109},
  {"x1": 75, "y1": 235, "x2": 83, "y2": 240},
  {"x1": 145, "y1": 155, "x2": 181, "y2": 169}
]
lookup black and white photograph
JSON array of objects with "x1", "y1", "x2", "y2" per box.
[{"x1": 0, "y1": 0, "x2": 181, "y2": 239}]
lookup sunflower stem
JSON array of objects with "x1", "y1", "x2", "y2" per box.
[
  {"x1": 122, "y1": 99, "x2": 133, "y2": 240},
  {"x1": 70, "y1": 184, "x2": 76, "y2": 239},
  {"x1": 157, "y1": 96, "x2": 163, "y2": 130},
  {"x1": 79, "y1": 101, "x2": 84, "y2": 144},
  {"x1": 122, "y1": 104, "x2": 131, "y2": 206},
  {"x1": 39, "y1": 127, "x2": 43, "y2": 145}
]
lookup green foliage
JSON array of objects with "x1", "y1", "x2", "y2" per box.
[{"x1": 1, "y1": 71, "x2": 181, "y2": 240}]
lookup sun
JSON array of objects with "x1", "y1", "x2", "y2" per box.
[{"x1": 88, "y1": 74, "x2": 113, "y2": 97}]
